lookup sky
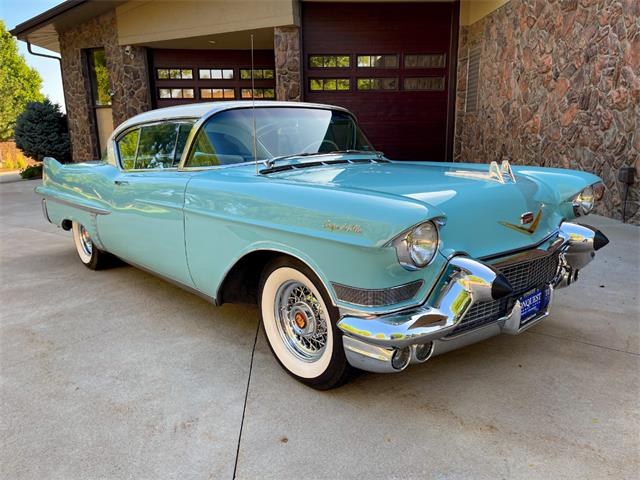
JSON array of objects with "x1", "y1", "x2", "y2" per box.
[{"x1": 1, "y1": 0, "x2": 66, "y2": 111}]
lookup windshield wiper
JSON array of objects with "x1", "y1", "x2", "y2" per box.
[{"x1": 264, "y1": 149, "x2": 384, "y2": 168}]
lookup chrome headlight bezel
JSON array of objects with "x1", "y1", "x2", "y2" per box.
[
  {"x1": 391, "y1": 220, "x2": 440, "y2": 270},
  {"x1": 572, "y1": 182, "x2": 604, "y2": 217}
]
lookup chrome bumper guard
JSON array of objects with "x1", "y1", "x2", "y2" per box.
[{"x1": 338, "y1": 221, "x2": 608, "y2": 373}]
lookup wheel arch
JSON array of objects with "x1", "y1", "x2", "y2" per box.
[{"x1": 215, "y1": 248, "x2": 337, "y2": 307}]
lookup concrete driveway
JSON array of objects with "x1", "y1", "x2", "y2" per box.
[{"x1": 1, "y1": 179, "x2": 638, "y2": 480}]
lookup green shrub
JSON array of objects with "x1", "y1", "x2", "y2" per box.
[
  {"x1": 14, "y1": 100, "x2": 71, "y2": 162},
  {"x1": 20, "y1": 163, "x2": 42, "y2": 179}
]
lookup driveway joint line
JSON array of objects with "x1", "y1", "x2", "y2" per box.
[
  {"x1": 527, "y1": 330, "x2": 640, "y2": 356},
  {"x1": 232, "y1": 319, "x2": 260, "y2": 480}
]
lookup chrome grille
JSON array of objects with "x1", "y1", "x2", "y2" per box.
[
  {"x1": 449, "y1": 250, "x2": 561, "y2": 336},
  {"x1": 499, "y1": 252, "x2": 561, "y2": 296},
  {"x1": 332, "y1": 280, "x2": 423, "y2": 307}
]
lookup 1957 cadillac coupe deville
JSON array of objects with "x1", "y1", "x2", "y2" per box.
[{"x1": 36, "y1": 101, "x2": 609, "y2": 389}]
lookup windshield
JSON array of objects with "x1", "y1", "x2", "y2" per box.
[{"x1": 185, "y1": 107, "x2": 375, "y2": 167}]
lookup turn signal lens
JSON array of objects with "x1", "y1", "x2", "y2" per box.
[{"x1": 573, "y1": 184, "x2": 601, "y2": 217}]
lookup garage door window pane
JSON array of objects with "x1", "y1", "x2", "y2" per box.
[
  {"x1": 159, "y1": 88, "x2": 195, "y2": 99},
  {"x1": 309, "y1": 78, "x2": 350, "y2": 91},
  {"x1": 309, "y1": 55, "x2": 350, "y2": 68},
  {"x1": 201, "y1": 88, "x2": 235, "y2": 100},
  {"x1": 357, "y1": 77, "x2": 397, "y2": 90},
  {"x1": 404, "y1": 54, "x2": 446, "y2": 68},
  {"x1": 199, "y1": 69, "x2": 211, "y2": 79},
  {"x1": 403, "y1": 77, "x2": 445, "y2": 91},
  {"x1": 357, "y1": 55, "x2": 398, "y2": 68},
  {"x1": 241, "y1": 88, "x2": 276, "y2": 99},
  {"x1": 157, "y1": 69, "x2": 170, "y2": 79}
]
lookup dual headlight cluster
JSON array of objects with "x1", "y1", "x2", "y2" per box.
[
  {"x1": 390, "y1": 220, "x2": 440, "y2": 270},
  {"x1": 572, "y1": 182, "x2": 605, "y2": 217}
]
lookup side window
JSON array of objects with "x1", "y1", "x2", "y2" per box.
[
  {"x1": 173, "y1": 123, "x2": 192, "y2": 165},
  {"x1": 117, "y1": 129, "x2": 140, "y2": 170},
  {"x1": 136, "y1": 123, "x2": 179, "y2": 169},
  {"x1": 186, "y1": 128, "x2": 218, "y2": 167},
  {"x1": 186, "y1": 119, "x2": 253, "y2": 167}
]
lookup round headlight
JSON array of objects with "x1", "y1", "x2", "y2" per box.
[
  {"x1": 394, "y1": 221, "x2": 439, "y2": 270},
  {"x1": 573, "y1": 185, "x2": 596, "y2": 216},
  {"x1": 407, "y1": 222, "x2": 439, "y2": 267}
]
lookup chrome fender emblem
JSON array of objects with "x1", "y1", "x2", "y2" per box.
[
  {"x1": 520, "y1": 212, "x2": 535, "y2": 225},
  {"x1": 500, "y1": 210, "x2": 542, "y2": 235}
]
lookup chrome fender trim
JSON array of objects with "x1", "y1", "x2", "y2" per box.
[
  {"x1": 36, "y1": 192, "x2": 111, "y2": 216},
  {"x1": 337, "y1": 257, "x2": 512, "y2": 349}
]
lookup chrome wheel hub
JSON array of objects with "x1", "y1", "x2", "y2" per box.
[
  {"x1": 274, "y1": 281, "x2": 328, "y2": 362},
  {"x1": 79, "y1": 225, "x2": 93, "y2": 256}
]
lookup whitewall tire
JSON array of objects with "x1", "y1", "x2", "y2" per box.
[
  {"x1": 259, "y1": 257, "x2": 352, "y2": 389},
  {"x1": 71, "y1": 221, "x2": 113, "y2": 270}
]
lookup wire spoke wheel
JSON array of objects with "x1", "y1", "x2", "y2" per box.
[
  {"x1": 260, "y1": 260, "x2": 352, "y2": 388},
  {"x1": 274, "y1": 281, "x2": 328, "y2": 362}
]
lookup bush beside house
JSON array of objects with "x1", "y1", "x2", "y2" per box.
[{"x1": 14, "y1": 100, "x2": 72, "y2": 177}]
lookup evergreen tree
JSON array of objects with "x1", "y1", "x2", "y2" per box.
[{"x1": 14, "y1": 100, "x2": 71, "y2": 162}]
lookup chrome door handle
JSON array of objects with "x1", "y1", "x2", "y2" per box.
[{"x1": 114, "y1": 180, "x2": 129, "y2": 186}]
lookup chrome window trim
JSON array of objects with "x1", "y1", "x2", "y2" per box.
[{"x1": 114, "y1": 119, "x2": 197, "y2": 172}]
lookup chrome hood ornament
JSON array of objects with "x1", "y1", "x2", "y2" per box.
[{"x1": 446, "y1": 160, "x2": 517, "y2": 184}]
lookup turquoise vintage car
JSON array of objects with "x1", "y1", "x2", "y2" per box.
[{"x1": 36, "y1": 101, "x2": 608, "y2": 389}]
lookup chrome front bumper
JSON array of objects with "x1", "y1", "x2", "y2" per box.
[{"x1": 337, "y1": 221, "x2": 608, "y2": 373}]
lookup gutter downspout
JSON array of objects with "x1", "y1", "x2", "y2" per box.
[{"x1": 26, "y1": 41, "x2": 67, "y2": 110}]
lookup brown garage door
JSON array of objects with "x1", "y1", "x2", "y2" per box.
[
  {"x1": 302, "y1": 2, "x2": 458, "y2": 160},
  {"x1": 151, "y1": 49, "x2": 276, "y2": 109}
]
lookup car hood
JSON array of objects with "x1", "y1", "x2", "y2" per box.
[{"x1": 267, "y1": 160, "x2": 569, "y2": 258}]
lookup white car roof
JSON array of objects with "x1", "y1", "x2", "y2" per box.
[{"x1": 112, "y1": 101, "x2": 352, "y2": 138}]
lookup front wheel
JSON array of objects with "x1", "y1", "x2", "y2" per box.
[
  {"x1": 259, "y1": 257, "x2": 353, "y2": 389},
  {"x1": 71, "y1": 221, "x2": 113, "y2": 270}
]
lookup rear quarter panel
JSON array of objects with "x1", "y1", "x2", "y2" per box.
[{"x1": 37, "y1": 158, "x2": 118, "y2": 249}]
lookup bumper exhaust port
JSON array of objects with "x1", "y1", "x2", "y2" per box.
[{"x1": 391, "y1": 347, "x2": 412, "y2": 371}]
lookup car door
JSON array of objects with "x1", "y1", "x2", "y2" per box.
[{"x1": 97, "y1": 121, "x2": 195, "y2": 286}]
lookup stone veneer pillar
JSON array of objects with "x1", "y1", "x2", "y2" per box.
[
  {"x1": 59, "y1": 11, "x2": 151, "y2": 161},
  {"x1": 454, "y1": 0, "x2": 639, "y2": 224},
  {"x1": 274, "y1": 26, "x2": 302, "y2": 101}
]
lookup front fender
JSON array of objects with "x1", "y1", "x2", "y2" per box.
[{"x1": 184, "y1": 173, "x2": 447, "y2": 308}]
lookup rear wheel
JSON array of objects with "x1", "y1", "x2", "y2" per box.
[
  {"x1": 259, "y1": 257, "x2": 353, "y2": 389},
  {"x1": 71, "y1": 221, "x2": 113, "y2": 270}
]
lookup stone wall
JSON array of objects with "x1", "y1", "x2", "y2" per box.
[
  {"x1": 59, "y1": 11, "x2": 151, "y2": 161},
  {"x1": 455, "y1": 0, "x2": 639, "y2": 223},
  {"x1": 274, "y1": 26, "x2": 302, "y2": 101}
]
